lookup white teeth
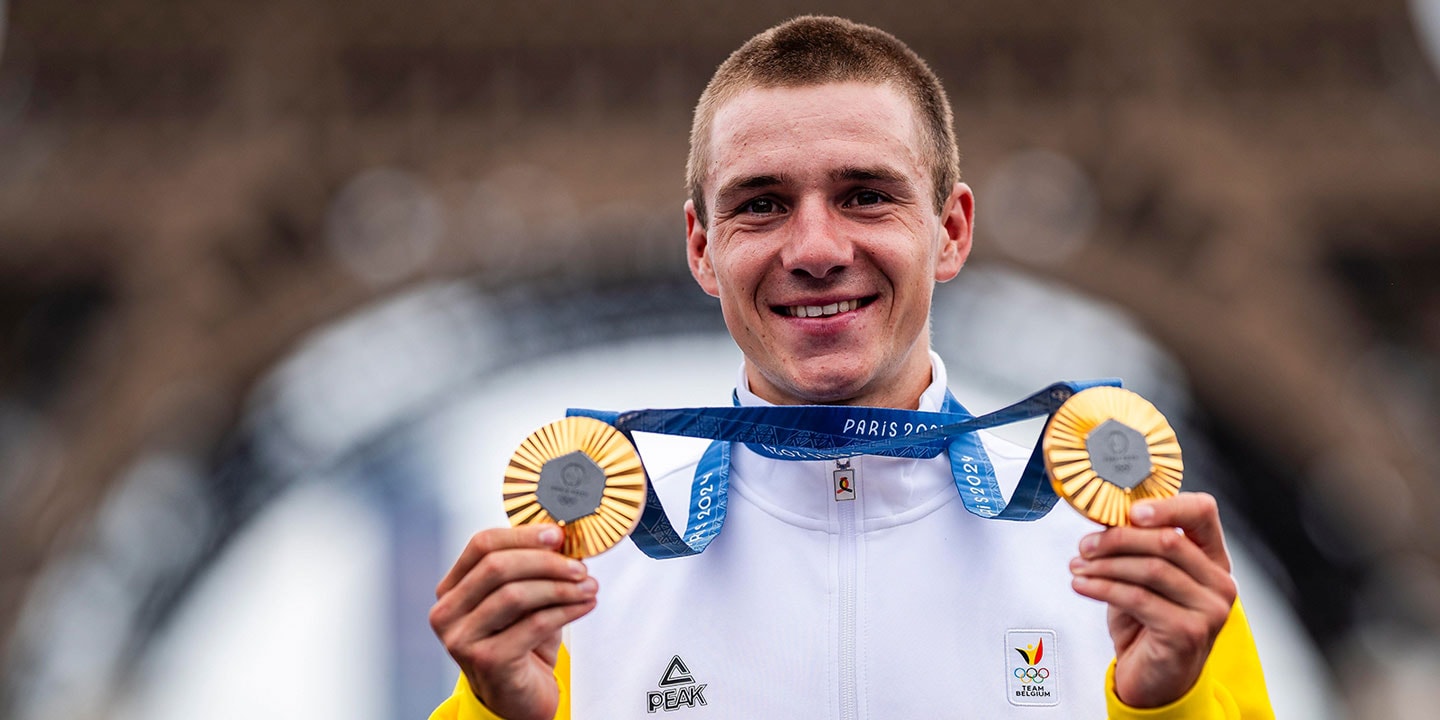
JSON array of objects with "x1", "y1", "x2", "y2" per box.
[{"x1": 788, "y1": 299, "x2": 859, "y2": 317}]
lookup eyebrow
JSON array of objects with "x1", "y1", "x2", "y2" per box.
[
  {"x1": 831, "y1": 165, "x2": 910, "y2": 186},
  {"x1": 713, "y1": 173, "x2": 788, "y2": 208}
]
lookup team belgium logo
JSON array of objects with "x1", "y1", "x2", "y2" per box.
[
  {"x1": 1005, "y1": 629, "x2": 1058, "y2": 706},
  {"x1": 1013, "y1": 638, "x2": 1051, "y2": 684}
]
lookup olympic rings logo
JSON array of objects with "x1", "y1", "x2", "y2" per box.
[{"x1": 1013, "y1": 666, "x2": 1050, "y2": 682}]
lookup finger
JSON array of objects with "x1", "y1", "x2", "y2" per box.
[
  {"x1": 470, "y1": 598, "x2": 598, "y2": 673},
  {"x1": 1070, "y1": 574, "x2": 1220, "y2": 644},
  {"x1": 473, "y1": 576, "x2": 600, "y2": 638},
  {"x1": 1070, "y1": 553, "x2": 1231, "y2": 613},
  {"x1": 436, "y1": 576, "x2": 598, "y2": 652},
  {"x1": 431, "y1": 548, "x2": 587, "y2": 628},
  {"x1": 1129, "y1": 493, "x2": 1230, "y2": 571},
  {"x1": 1078, "y1": 525, "x2": 1234, "y2": 600},
  {"x1": 497, "y1": 597, "x2": 597, "y2": 653},
  {"x1": 437, "y1": 524, "x2": 565, "y2": 596}
]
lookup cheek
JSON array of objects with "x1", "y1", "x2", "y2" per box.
[
  {"x1": 710, "y1": 249, "x2": 765, "y2": 300},
  {"x1": 878, "y1": 250, "x2": 934, "y2": 289},
  {"x1": 883, "y1": 255, "x2": 938, "y2": 321},
  {"x1": 709, "y1": 264, "x2": 758, "y2": 326}
]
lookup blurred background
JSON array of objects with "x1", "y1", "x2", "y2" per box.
[{"x1": 2, "y1": 1, "x2": 1439, "y2": 718}]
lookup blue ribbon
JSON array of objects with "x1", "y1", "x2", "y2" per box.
[{"x1": 568, "y1": 379, "x2": 1119, "y2": 559}]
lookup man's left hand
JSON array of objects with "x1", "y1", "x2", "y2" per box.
[{"x1": 1069, "y1": 492, "x2": 1237, "y2": 708}]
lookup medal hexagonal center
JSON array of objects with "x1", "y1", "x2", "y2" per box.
[
  {"x1": 536, "y1": 450, "x2": 607, "y2": 523},
  {"x1": 1084, "y1": 419, "x2": 1153, "y2": 490}
]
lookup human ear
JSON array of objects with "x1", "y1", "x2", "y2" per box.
[
  {"x1": 686, "y1": 200, "x2": 720, "y2": 297},
  {"x1": 935, "y1": 182, "x2": 974, "y2": 283}
]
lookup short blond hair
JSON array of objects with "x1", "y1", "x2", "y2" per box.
[{"x1": 686, "y1": 15, "x2": 960, "y2": 226}]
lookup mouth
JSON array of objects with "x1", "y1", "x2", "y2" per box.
[{"x1": 775, "y1": 296, "x2": 876, "y2": 318}]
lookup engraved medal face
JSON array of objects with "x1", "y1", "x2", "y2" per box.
[
  {"x1": 536, "y1": 451, "x2": 608, "y2": 523},
  {"x1": 503, "y1": 416, "x2": 646, "y2": 558},
  {"x1": 1084, "y1": 419, "x2": 1152, "y2": 490},
  {"x1": 1041, "y1": 387, "x2": 1183, "y2": 526}
]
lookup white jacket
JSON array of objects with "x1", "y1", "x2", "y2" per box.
[{"x1": 567, "y1": 354, "x2": 1114, "y2": 718}]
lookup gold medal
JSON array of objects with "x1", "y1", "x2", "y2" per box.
[
  {"x1": 1041, "y1": 387, "x2": 1182, "y2": 526},
  {"x1": 503, "y1": 416, "x2": 647, "y2": 558}
]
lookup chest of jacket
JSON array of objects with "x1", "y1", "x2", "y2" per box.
[{"x1": 568, "y1": 450, "x2": 1112, "y2": 719}]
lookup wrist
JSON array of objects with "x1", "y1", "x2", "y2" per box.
[{"x1": 1106, "y1": 659, "x2": 1214, "y2": 718}]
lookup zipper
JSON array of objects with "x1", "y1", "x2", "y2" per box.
[{"x1": 837, "y1": 461, "x2": 859, "y2": 720}]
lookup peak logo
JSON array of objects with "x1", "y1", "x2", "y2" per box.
[
  {"x1": 1005, "y1": 630, "x2": 1059, "y2": 707},
  {"x1": 646, "y1": 655, "x2": 708, "y2": 713}
]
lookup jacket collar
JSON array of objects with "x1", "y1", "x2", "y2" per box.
[{"x1": 728, "y1": 352, "x2": 958, "y2": 529}]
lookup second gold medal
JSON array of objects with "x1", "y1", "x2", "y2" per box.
[
  {"x1": 1041, "y1": 386, "x2": 1183, "y2": 526},
  {"x1": 502, "y1": 416, "x2": 647, "y2": 558}
]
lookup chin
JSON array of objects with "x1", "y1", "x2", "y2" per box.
[{"x1": 784, "y1": 372, "x2": 871, "y2": 405}]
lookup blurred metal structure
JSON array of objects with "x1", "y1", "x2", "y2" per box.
[{"x1": 1, "y1": 1, "x2": 1439, "y2": 717}]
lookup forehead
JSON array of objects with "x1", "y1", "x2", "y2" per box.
[{"x1": 704, "y1": 82, "x2": 927, "y2": 191}]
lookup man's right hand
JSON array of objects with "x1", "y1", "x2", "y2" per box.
[{"x1": 429, "y1": 524, "x2": 598, "y2": 720}]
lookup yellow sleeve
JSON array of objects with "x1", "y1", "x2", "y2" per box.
[
  {"x1": 1105, "y1": 601, "x2": 1275, "y2": 719},
  {"x1": 428, "y1": 645, "x2": 572, "y2": 720}
]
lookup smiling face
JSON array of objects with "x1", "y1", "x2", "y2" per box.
[{"x1": 686, "y1": 82, "x2": 973, "y2": 409}]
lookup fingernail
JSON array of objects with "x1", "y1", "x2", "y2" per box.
[
  {"x1": 578, "y1": 577, "x2": 598, "y2": 594},
  {"x1": 538, "y1": 527, "x2": 562, "y2": 545},
  {"x1": 1069, "y1": 556, "x2": 1089, "y2": 573},
  {"x1": 1131, "y1": 503, "x2": 1156, "y2": 525},
  {"x1": 567, "y1": 559, "x2": 586, "y2": 579},
  {"x1": 1080, "y1": 535, "x2": 1099, "y2": 557}
]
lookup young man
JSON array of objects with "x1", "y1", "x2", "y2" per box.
[{"x1": 429, "y1": 16, "x2": 1273, "y2": 719}]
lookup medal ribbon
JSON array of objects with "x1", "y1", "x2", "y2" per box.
[{"x1": 567, "y1": 379, "x2": 1119, "y2": 559}]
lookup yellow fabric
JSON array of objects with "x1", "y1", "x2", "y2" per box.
[
  {"x1": 433, "y1": 603, "x2": 1272, "y2": 719},
  {"x1": 1106, "y1": 601, "x2": 1275, "y2": 720},
  {"x1": 428, "y1": 645, "x2": 571, "y2": 720}
]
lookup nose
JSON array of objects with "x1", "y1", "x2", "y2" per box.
[{"x1": 779, "y1": 200, "x2": 852, "y2": 279}]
